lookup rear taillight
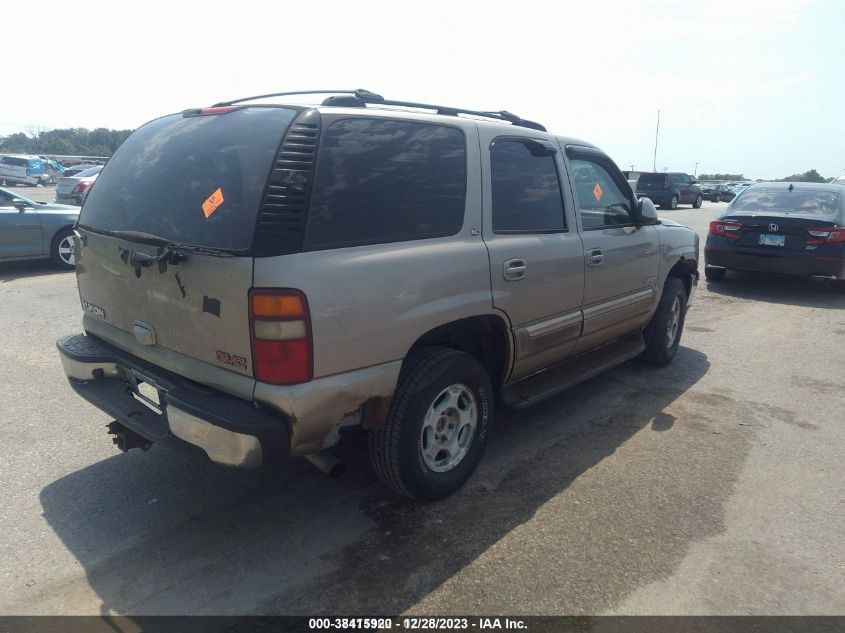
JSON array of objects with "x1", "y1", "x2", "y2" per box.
[
  {"x1": 663, "y1": 175, "x2": 670, "y2": 189},
  {"x1": 806, "y1": 227, "x2": 845, "y2": 245},
  {"x1": 249, "y1": 289, "x2": 312, "y2": 385},
  {"x1": 72, "y1": 181, "x2": 93, "y2": 194},
  {"x1": 709, "y1": 220, "x2": 742, "y2": 240}
]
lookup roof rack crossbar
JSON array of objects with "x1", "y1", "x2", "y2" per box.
[{"x1": 212, "y1": 89, "x2": 546, "y2": 131}]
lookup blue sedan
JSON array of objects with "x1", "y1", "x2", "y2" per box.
[{"x1": 0, "y1": 187, "x2": 80, "y2": 269}]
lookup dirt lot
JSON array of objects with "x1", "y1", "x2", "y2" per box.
[{"x1": 1, "y1": 203, "x2": 843, "y2": 615}]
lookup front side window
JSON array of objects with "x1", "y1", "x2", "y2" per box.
[
  {"x1": 491, "y1": 139, "x2": 565, "y2": 232},
  {"x1": 570, "y1": 158, "x2": 634, "y2": 229},
  {"x1": 305, "y1": 118, "x2": 467, "y2": 248}
]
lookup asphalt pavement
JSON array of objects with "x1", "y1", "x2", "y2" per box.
[{"x1": 1, "y1": 201, "x2": 843, "y2": 615}]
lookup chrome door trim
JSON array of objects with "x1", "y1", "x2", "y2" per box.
[
  {"x1": 525, "y1": 310, "x2": 582, "y2": 338},
  {"x1": 582, "y1": 287, "x2": 654, "y2": 319}
]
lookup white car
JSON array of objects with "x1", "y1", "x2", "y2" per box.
[
  {"x1": 55, "y1": 166, "x2": 102, "y2": 206},
  {"x1": 831, "y1": 175, "x2": 845, "y2": 186},
  {"x1": 0, "y1": 154, "x2": 47, "y2": 186}
]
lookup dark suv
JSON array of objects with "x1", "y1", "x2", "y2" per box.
[{"x1": 637, "y1": 172, "x2": 703, "y2": 210}]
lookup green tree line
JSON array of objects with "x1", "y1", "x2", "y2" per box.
[
  {"x1": 699, "y1": 169, "x2": 835, "y2": 183},
  {"x1": 0, "y1": 127, "x2": 133, "y2": 157}
]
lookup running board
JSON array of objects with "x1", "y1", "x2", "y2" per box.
[{"x1": 501, "y1": 332, "x2": 646, "y2": 409}]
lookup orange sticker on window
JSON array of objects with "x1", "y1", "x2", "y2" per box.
[
  {"x1": 202, "y1": 188, "x2": 224, "y2": 218},
  {"x1": 593, "y1": 183, "x2": 603, "y2": 202}
]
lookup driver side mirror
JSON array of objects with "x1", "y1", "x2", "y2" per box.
[
  {"x1": 637, "y1": 197, "x2": 659, "y2": 225},
  {"x1": 12, "y1": 199, "x2": 29, "y2": 212}
]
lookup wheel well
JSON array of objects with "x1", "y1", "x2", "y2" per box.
[
  {"x1": 668, "y1": 258, "x2": 697, "y2": 297},
  {"x1": 406, "y1": 315, "x2": 511, "y2": 387}
]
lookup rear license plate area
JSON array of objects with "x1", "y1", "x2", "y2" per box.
[{"x1": 758, "y1": 234, "x2": 785, "y2": 247}]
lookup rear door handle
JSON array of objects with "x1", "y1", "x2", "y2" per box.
[
  {"x1": 586, "y1": 248, "x2": 603, "y2": 267},
  {"x1": 503, "y1": 258, "x2": 527, "y2": 281}
]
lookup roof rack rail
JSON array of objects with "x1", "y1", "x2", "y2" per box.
[
  {"x1": 213, "y1": 89, "x2": 371, "y2": 107},
  {"x1": 213, "y1": 89, "x2": 546, "y2": 132}
]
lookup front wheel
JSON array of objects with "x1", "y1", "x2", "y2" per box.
[
  {"x1": 693, "y1": 195, "x2": 703, "y2": 209},
  {"x1": 50, "y1": 228, "x2": 76, "y2": 270},
  {"x1": 642, "y1": 277, "x2": 687, "y2": 366},
  {"x1": 369, "y1": 347, "x2": 493, "y2": 500}
]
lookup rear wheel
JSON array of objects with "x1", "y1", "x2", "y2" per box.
[
  {"x1": 369, "y1": 347, "x2": 493, "y2": 500},
  {"x1": 693, "y1": 195, "x2": 703, "y2": 209},
  {"x1": 666, "y1": 195, "x2": 679, "y2": 210},
  {"x1": 704, "y1": 265, "x2": 726, "y2": 281},
  {"x1": 50, "y1": 228, "x2": 76, "y2": 270},
  {"x1": 642, "y1": 277, "x2": 687, "y2": 366}
]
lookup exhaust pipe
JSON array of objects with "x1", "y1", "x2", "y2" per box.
[
  {"x1": 107, "y1": 421, "x2": 152, "y2": 452},
  {"x1": 305, "y1": 451, "x2": 345, "y2": 478}
]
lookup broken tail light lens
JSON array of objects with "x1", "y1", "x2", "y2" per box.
[
  {"x1": 249, "y1": 289, "x2": 312, "y2": 385},
  {"x1": 709, "y1": 220, "x2": 743, "y2": 240}
]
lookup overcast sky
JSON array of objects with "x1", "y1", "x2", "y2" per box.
[{"x1": 2, "y1": 0, "x2": 842, "y2": 179}]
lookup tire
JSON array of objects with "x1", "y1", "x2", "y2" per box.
[
  {"x1": 368, "y1": 347, "x2": 493, "y2": 500},
  {"x1": 642, "y1": 277, "x2": 687, "y2": 366},
  {"x1": 668, "y1": 195, "x2": 679, "y2": 210},
  {"x1": 693, "y1": 195, "x2": 703, "y2": 209},
  {"x1": 50, "y1": 228, "x2": 77, "y2": 270},
  {"x1": 704, "y1": 265, "x2": 726, "y2": 281}
]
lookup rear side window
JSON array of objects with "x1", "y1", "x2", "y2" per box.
[
  {"x1": 2, "y1": 157, "x2": 28, "y2": 167},
  {"x1": 491, "y1": 139, "x2": 565, "y2": 232},
  {"x1": 79, "y1": 107, "x2": 297, "y2": 251},
  {"x1": 305, "y1": 119, "x2": 466, "y2": 249}
]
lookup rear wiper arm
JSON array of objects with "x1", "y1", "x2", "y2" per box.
[
  {"x1": 119, "y1": 241, "x2": 233, "y2": 278},
  {"x1": 164, "y1": 243, "x2": 234, "y2": 258}
]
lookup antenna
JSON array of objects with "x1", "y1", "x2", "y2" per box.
[{"x1": 652, "y1": 109, "x2": 660, "y2": 172}]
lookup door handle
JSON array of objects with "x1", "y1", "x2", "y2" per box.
[
  {"x1": 586, "y1": 248, "x2": 603, "y2": 267},
  {"x1": 503, "y1": 258, "x2": 527, "y2": 281}
]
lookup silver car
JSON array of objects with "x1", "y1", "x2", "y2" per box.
[
  {"x1": 57, "y1": 90, "x2": 699, "y2": 500},
  {"x1": 0, "y1": 187, "x2": 80, "y2": 269},
  {"x1": 55, "y1": 166, "x2": 102, "y2": 206}
]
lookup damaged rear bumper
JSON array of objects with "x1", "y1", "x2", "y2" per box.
[{"x1": 57, "y1": 333, "x2": 289, "y2": 467}]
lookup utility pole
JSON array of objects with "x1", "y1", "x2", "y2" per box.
[
  {"x1": 694, "y1": 162, "x2": 698, "y2": 177},
  {"x1": 652, "y1": 110, "x2": 660, "y2": 172}
]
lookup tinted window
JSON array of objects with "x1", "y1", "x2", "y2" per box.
[
  {"x1": 732, "y1": 188, "x2": 840, "y2": 217},
  {"x1": 638, "y1": 173, "x2": 666, "y2": 186},
  {"x1": 491, "y1": 140, "x2": 565, "y2": 232},
  {"x1": 79, "y1": 107, "x2": 296, "y2": 250},
  {"x1": 570, "y1": 158, "x2": 634, "y2": 229},
  {"x1": 2, "y1": 157, "x2": 29, "y2": 167},
  {"x1": 306, "y1": 119, "x2": 466, "y2": 248}
]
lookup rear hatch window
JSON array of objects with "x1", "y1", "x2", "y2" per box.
[
  {"x1": 79, "y1": 107, "x2": 297, "y2": 251},
  {"x1": 637, "y1": 173, "x2": 666, "y2": 189}
]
